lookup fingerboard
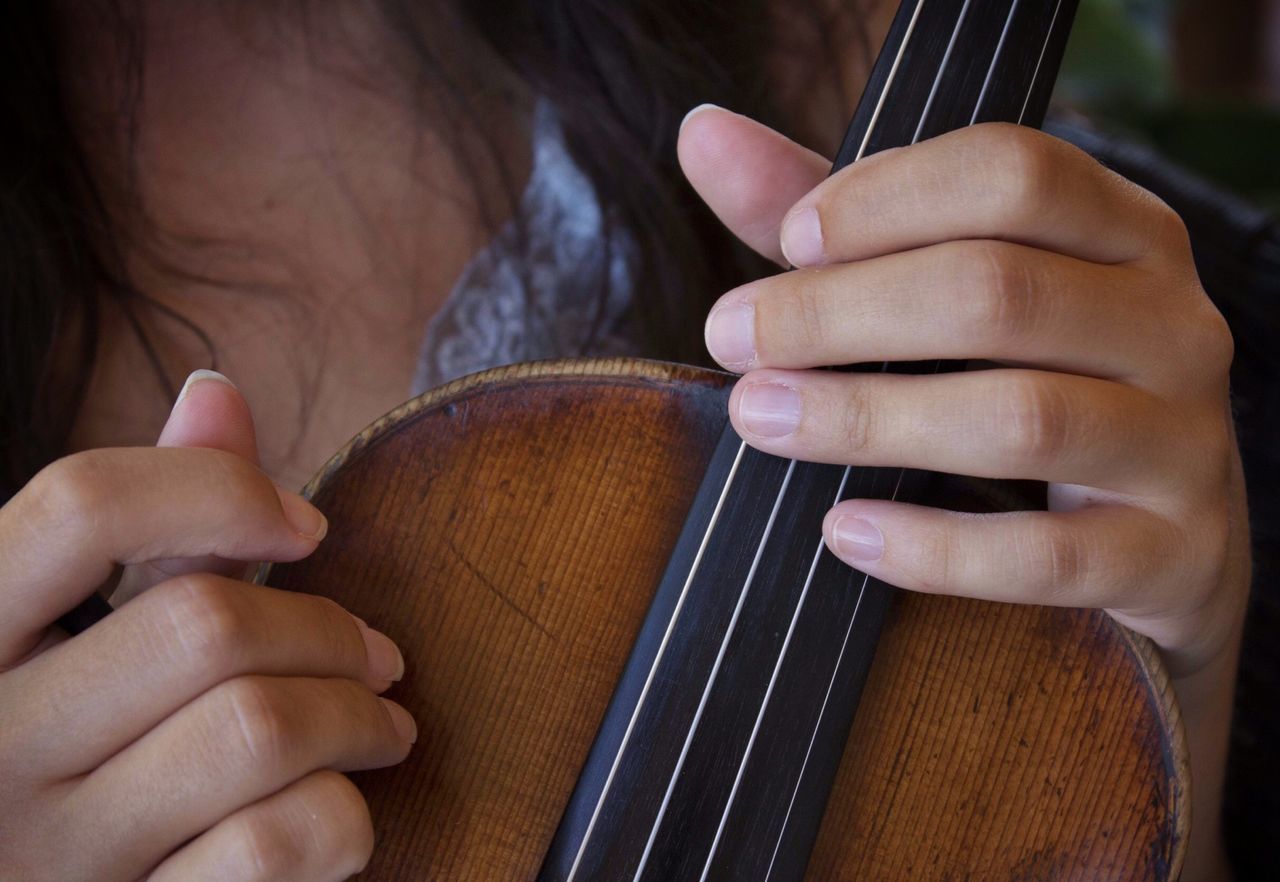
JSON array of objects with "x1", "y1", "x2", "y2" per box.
[{"x1": 538, "y1": 2, "x2": 1080, "y2": 880}]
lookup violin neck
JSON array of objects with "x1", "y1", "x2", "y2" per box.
[
  {"x1": 538, "y1": 2, "x2": 1080, "y2": 881},
  {"x1": 836, "y1": 0, "x2": 1078, "y2": 170}
]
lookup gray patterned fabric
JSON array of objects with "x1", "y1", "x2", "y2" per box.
[{"x1": 411, "y1": 101, "x2": 641, "y2": 396}]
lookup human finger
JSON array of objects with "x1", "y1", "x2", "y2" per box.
[
  {"x1": 0, "y1": 447, "x2": 326, "y2": 665},
  {"x1": 727, "y1": 367, "x2": 1191, "y2": 494},
  {"x1": 146, "y1": 770, "x2": 374, "y2": 882},
  {"x1": 7, "y1": 575, "x2": 403, "y2": 777},
  {"x1": 706, "y1": 239, "x2": 1222, "y2": 392},
  {"x1": 778, "y1": 123, "x2": 1185, "y2": 268},
  {"x1": 156, "y1": 370, "x2": 260, "y2": 462},
  {"x1": 111, "y1": 370, "x2": 266, "y2": 601},
  {"x1": 678, "y1": 103, "x2": 830, "y2": 265},
  {"x1": 820, "y1": 499, "x2": 1188, "y2": 621},
  {"x1": 74, "y1": 675, "x2": 414, "y2": 879}
]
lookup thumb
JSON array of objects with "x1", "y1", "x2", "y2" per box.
[
  {"x1": 157, "y1": 369, "x2": 260, "y2": 465},
  {"x1": 111, "y1": 370, "x2": 268, "y2": 604},
  {"x1": 677, "y1": 104, "x2": 830, "y2": 267}
]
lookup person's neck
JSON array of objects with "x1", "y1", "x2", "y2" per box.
[{"x1": 62, "y1": 0, "x2": 531, "y2": 488}]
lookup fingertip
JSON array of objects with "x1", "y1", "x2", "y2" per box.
[
  {"x1": 827, "y1": 513, "x2": 885, "y2": 563},
  {"x1": 679, "y1": 102, "x2": 729, "y2": 137},
  {"x1": 380, "y1": 699, "x2": 418, "y2": 745},
  {"x1": 704, "y1": 297, "x2": 757, "y2": 371},
  {"x1": 352, "y1": 617, "x2": 405, "y2": 684},
  {"x1": 676, "y1": 103, "x2": 739, "y2": 176},
  {"x1": 174, "y1": 369, "x2": 236, "y2": 410},
  {"x1": 779, "y1": 205, "x2": 825, "y2": 268},
  {"x1": 824, "y1": 500, "x2": 895, "y2": 566},
  {"x1": 677, "y1": 109, "x2": 830, "y2": 265},
  {"x1": 274, "y1": 485, "x2": 329, "y2": 542},
  {"x1": 159, "y1": 369, "x2": 260, "y2": 464}
]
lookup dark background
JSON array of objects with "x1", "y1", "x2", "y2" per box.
[{"x1": 1058, "y1": 0, "x2": 1280, "y2": 208}]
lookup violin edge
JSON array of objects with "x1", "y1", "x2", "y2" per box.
[
  {"x1": 305, "y1": 358, "x2": 732, "y2": 503},
  {"x1": 1114, "y1": 616, "x2": 1191, "y2": 879}
]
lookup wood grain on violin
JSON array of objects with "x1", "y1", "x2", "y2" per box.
[{"x1": 263, "y1": 359, "x2": 1187, "y2": 881}]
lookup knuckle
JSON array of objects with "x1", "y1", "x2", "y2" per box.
[
  {"x1": 959, "y1": 242, "x2": 1038, "y2": 345},
  {"x1": 910, "y1": 526, "x2": 957, "y2": 594},
  {"x1": 1028, "y1": 525, "x2": 1085, "y2": 600},
  {"x1": 201, "y1": 448, "x2": 273, "y2": 503},
  {"x1": 23, "y1": 452, "x2": 113, "y2": 534},
  {"x1": 837, "y1": 384, "x2": 876, "y2": 456},
  {"x1": 766, "y1": 273, "x2": 832, "y2": 358},
  {"x1": 230, "y1": 773, "x2": 374, "y2": 880},
  {"x1": 230, "y1": 812, "x2": 307, "y2": 880},
  {"x1": 150, "y1": 575, "x2": 252, "y2": 676},
  {"x1": 990, "y1": 127, "x2": 1061, "y2": 222},
  {"x1": 996, "y1": 376, "x2": 1070, "y2": 466},
  {"x1": 216, "y1": 676, "x2": 300, "y2": 769},
  {"x1": 1192, "y1": 304, "x2": 1236, "y2": 378},
  {"x1": 1149, "y1": 198, "x2": 1192, "y2": 251}
]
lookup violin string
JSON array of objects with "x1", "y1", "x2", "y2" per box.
[
  {"x1": 759, "y1": 3, "x2": 1064, "y2": 877},
  {"x1": 971, "y1": 0, "x2": 1022, "y2": 125},
  {"x1": 562, "y1": 440, "x2": 749, "y2": 882},
  {"x1": 1019, "y1": 0, "x2": 1066, "y2": 125},
  {"x1": 912, "y1": 0, "x2": 973, "y2": 144},
  {"x1": 851, "y1": 0, "x2": 929, "y2": 163},
  {"x1": 634, "y1": 2, "x2": 935, "y2": 878},
  {"x1": 759, "y1": 518, "x2": 877, "y2": 881},
  {"x1": 698, "y1": 467, "x2": 854, "y2": 882},
  {"x1": 630, "y1": 459, "x2": 798, "y2": 880}
]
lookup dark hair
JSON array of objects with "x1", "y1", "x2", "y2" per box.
[
  {"x1": 1, "y1": 3, "x2": 107, "y2": 493},
  {"x1": 0, "y1": 0, "x2": 859, "y2": 496}
]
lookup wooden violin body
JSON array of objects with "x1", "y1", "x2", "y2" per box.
[{"x1": 263, "y1": 358, "x2": 1188, "y2": 880}]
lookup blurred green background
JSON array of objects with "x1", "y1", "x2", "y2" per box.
[{"x1": 1057, "y1": 0, "x2": 1280, "y2": 207}]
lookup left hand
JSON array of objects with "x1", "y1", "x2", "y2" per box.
[
  {"x1": 677, "y1": 105, "x2": 1250, "y2": 682},
  {"x1": 679, "y1": 104, "x2": 1250, "y2": 882}
]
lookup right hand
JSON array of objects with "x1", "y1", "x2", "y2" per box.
[{"x1": 0, "y1": 371, "x2": 415, "y2": 882}]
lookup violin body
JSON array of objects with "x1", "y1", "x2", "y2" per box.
[{"x1": 264, "y1": 358, "x2": 1188, "y2": 880}]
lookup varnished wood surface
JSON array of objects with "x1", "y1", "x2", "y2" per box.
[{"x1": 263, "y1": 358, "x2": 1188, "y2": 880}]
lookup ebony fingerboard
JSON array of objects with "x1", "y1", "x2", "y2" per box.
[{"x1": 538, "y1": 3, "x2": 1080, "y2": 880}]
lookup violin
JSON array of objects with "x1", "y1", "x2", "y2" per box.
[{"x1": 255, "y1": 1, "x2": 1187, "y2": 878}]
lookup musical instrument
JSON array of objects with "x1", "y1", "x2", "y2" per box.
[{"x1": 263, "y1": 2, "x2": 1189, "y2": 878}]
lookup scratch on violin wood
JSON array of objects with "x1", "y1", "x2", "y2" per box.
[{"x1": 444, "y1": 536, "x2": 554, "y2": 640}]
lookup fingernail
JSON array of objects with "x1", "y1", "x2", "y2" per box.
[
  {"x1": 382, "y1": 699, "x2": 418, "y2": 744},
  {"x1": 738, "y1": 382, "x2": 801, "y2": 437},
  {"x1": 275, "y1": 487, "x2": 328, "y2": 541},
  {"x1": 780, "y1": 206, "x2": 824, "y2": 267},
  {"x1": 680, "y1": 102, "x2": 723, "y2": 134},
  {"x1": 832, "y1": 516, "x2": 884, "y2": 562},
  {"x1": 355, "y1": 619, "x2": 405, "y2": 683},
  {"x1": 705, "y1": 301, "x2": 756, "y2": 368},
  {"x1": 173, "y1": 369, "x2": 235, "y2": 411}
]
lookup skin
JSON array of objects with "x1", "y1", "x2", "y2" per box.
[{"x1": 0, "y1": 3, "x2": 1246, "y2": 880}]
